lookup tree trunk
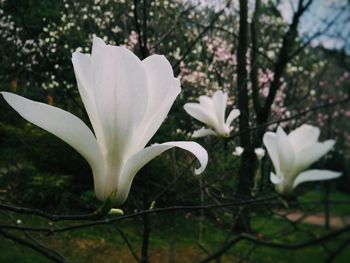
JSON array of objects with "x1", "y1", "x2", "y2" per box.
[{"x1": 235, "y1": 0, "x2": 255, "y2": 233}]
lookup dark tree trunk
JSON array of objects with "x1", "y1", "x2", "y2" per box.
[{"x1": 235, "y1": 0, "x2": 255, "y2": 233}]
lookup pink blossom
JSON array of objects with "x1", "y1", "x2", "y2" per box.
[{"x1": 122, "y1": 30, "x2": 139, "y2": 50}]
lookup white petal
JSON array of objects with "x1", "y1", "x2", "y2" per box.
[
  {"x1": 1, "y1": 92, "x2": 105, "y2": 197},
  {"x1": 91, "y1": 37, "x2": 148, "y2": 161},
  {"x1": 212, "y1": 90, "x2": 227, "y2": 126},
  {"x1": 198, "y1": 95, "x2": 215, "y2": 111},
  {"x1": 114, "y1": 141, "x2": 208, "y2": 205},
  {"x1": 71, "y1": 52, "x2": 93, "y2": 96},
  {"x1": 263, "y1": 132, "x2": 280, "y2": 175},
  {"x1": 225, "y1": 109, "x2": 240, "y2": 127},
  {"x1": 183, "y1": 103, "x2": 217, "y2": 127},
  {"x1": 293, "y1": 169, "x2": 342, "y2": 189},
  {"x1": 129, "y1": 141, "x2": 208, "y2": 176},
  {"x1": 270, "y1": 172, "x2": 283, "y2": 184},
  {"x1": 192, "y1": 127, "x2": 216, "y2": 138},
  {"x1": 91, "y1": 36, "x2": 106, "y2": 54},
  {"x1": 71, "y1": 52, "x2": 104, "y2": 144},
  {"x1": 293, "y1": 140, "x2": 335, "y2": 174},
  {"x1": 132, "y1": 55, "x2": 181, "y2": 151},
  {"x1": 276, "y1": 126, "x2": 295, "y2": 173},
  {"x1": 288, "y1": 124, "x2": 320, "y2": 152}
]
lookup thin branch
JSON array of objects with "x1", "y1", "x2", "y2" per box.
[
  {"x1": 0, "y1": 196, "x2": 277, "y2": 233},
  {"x1": 288, "y1": 8, "x2": 345, "y2": 60},
  {"x1": 149, "y1": 5, "x2": 197, "y2": 51},
  {"x1": 141, "y1": 0, "x2": 150, "y2": 58},
  {"x1": 0, "y1": 196, "x2": 116, "y2": 222},
  {"x1": 133, "y1": 0, "x2": 148, "y2": 58},
  {"x1": 115, "y1": 225, "x2": 141, "y2": 262},
  {"x1": 199, "y1": 225, "x2": 350, "y2": 263},
  {"x1": 325, "y1": 237, "x2": 350, "y2": 263},
  {"x1": 172, "y1": 0, "x2": 232, "y2": 71},
  {"x1": 0, "y1": 229, "x2": 68, "y2": 263},
  {"x1": 230, "y1": 96, "x2": 350, "y2": 138},
  {"x1": 7, "y1": 0, "x2": 85, "y2": 113},
  {"x1": 250, "y1": 0, "x2": 262, "y2": 114},
  {"x1": 187, "y1": 21, "x2": 276, "y2": 64},
  {"x1": 260, "y1": 0, "x2": 313, "y2": 121}
]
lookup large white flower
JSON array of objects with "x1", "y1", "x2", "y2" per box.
[
  {"x1": 263, "y1": 125, "x2": 341, "y2": 195},
  {"x1": 1, "y1": 37, "x2": 208, "y2": 206},
  {"x1": 183, "y1": 90, "x2": 240, "y2": 138}
]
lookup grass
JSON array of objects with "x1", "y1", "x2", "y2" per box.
[
  {"x1": 299, "y1": 188, "x2": 350, "y2": 216},
  {"x1": 1, "y1": 189, "x2": 350, "y2": 262}
]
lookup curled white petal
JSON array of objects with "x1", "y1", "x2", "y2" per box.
[
  {"x1": 113, "y1": 141, "x2": 208, "y2": 205},
  {"x1": 192, "y1": 127, "x2": 217, "y2": 138},
  {"x1": 225, "y1": 109, "x2": 240, "y2": 127},
  {"x1": 126, "y1": 141, "x2": 208, "y2": 177},
  {"x1": 270, "y1": 172, "x2": 284, "y2": 185},
  {"x1": 293, "y1": 169, "x2": 342, "y2": 189}
]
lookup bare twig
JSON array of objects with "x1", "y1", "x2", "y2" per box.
[
  {"x1": 0, "y1": 196, "x2": 278, "y2": 233},
  {"x1": 230, "y1": 96, "x2": 350, "y2": 138},
  {"x1": 0, "y1": 229, "x2": 68, "y2": 263},
  {"x1": 172, "y1": 0, "x2": 232, "y2": 71},
  {"x1": 199, "y1": 225, "x2": 350, "y2": 263}
]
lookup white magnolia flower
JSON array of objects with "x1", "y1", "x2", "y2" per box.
[
  {"x1": 263, "y1": 125, "x2": 341, "y2": 195},
  {"x1": 183, "y1": 90, "x2": 240, "y2": 138},
  {"x1": 1, "y1": 37, "x2": 208, "y2": 206},
  {"x1": 254, "y1": 148, "x2": 265, "y2": 160},
  {"x1": 233, "y1": 146, "x2": 244, "y2": 157}
]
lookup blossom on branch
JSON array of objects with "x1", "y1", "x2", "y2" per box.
[
  {"x1": 1, "y1": 37, "x2": 208, "y2": 206},
  {"x1": 254, "y1": 148, "x2": 265, "y2": 160},
  {"x1": 233, "y1": 146, "x2": 244, "y2": 157},
  {"x1": 263, "y1": 125, "x2": 341, "y2": 195},
  {"x1": 184, "y1": 90, "x2": 240, "y2": 138}
]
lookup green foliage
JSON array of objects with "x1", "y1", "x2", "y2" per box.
[
  {"x1": 0, "y1": 165, "x2": 72, "y2": 210},
  {"x1": 0, "y1": 239, "x2": 51, "y2": 263},
  {"x1": 80, "y1": 190, "x2": 100, "y2": 208},
  {"x1": 22, "y1": 173, "x2": 72, "y2": 209}
]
